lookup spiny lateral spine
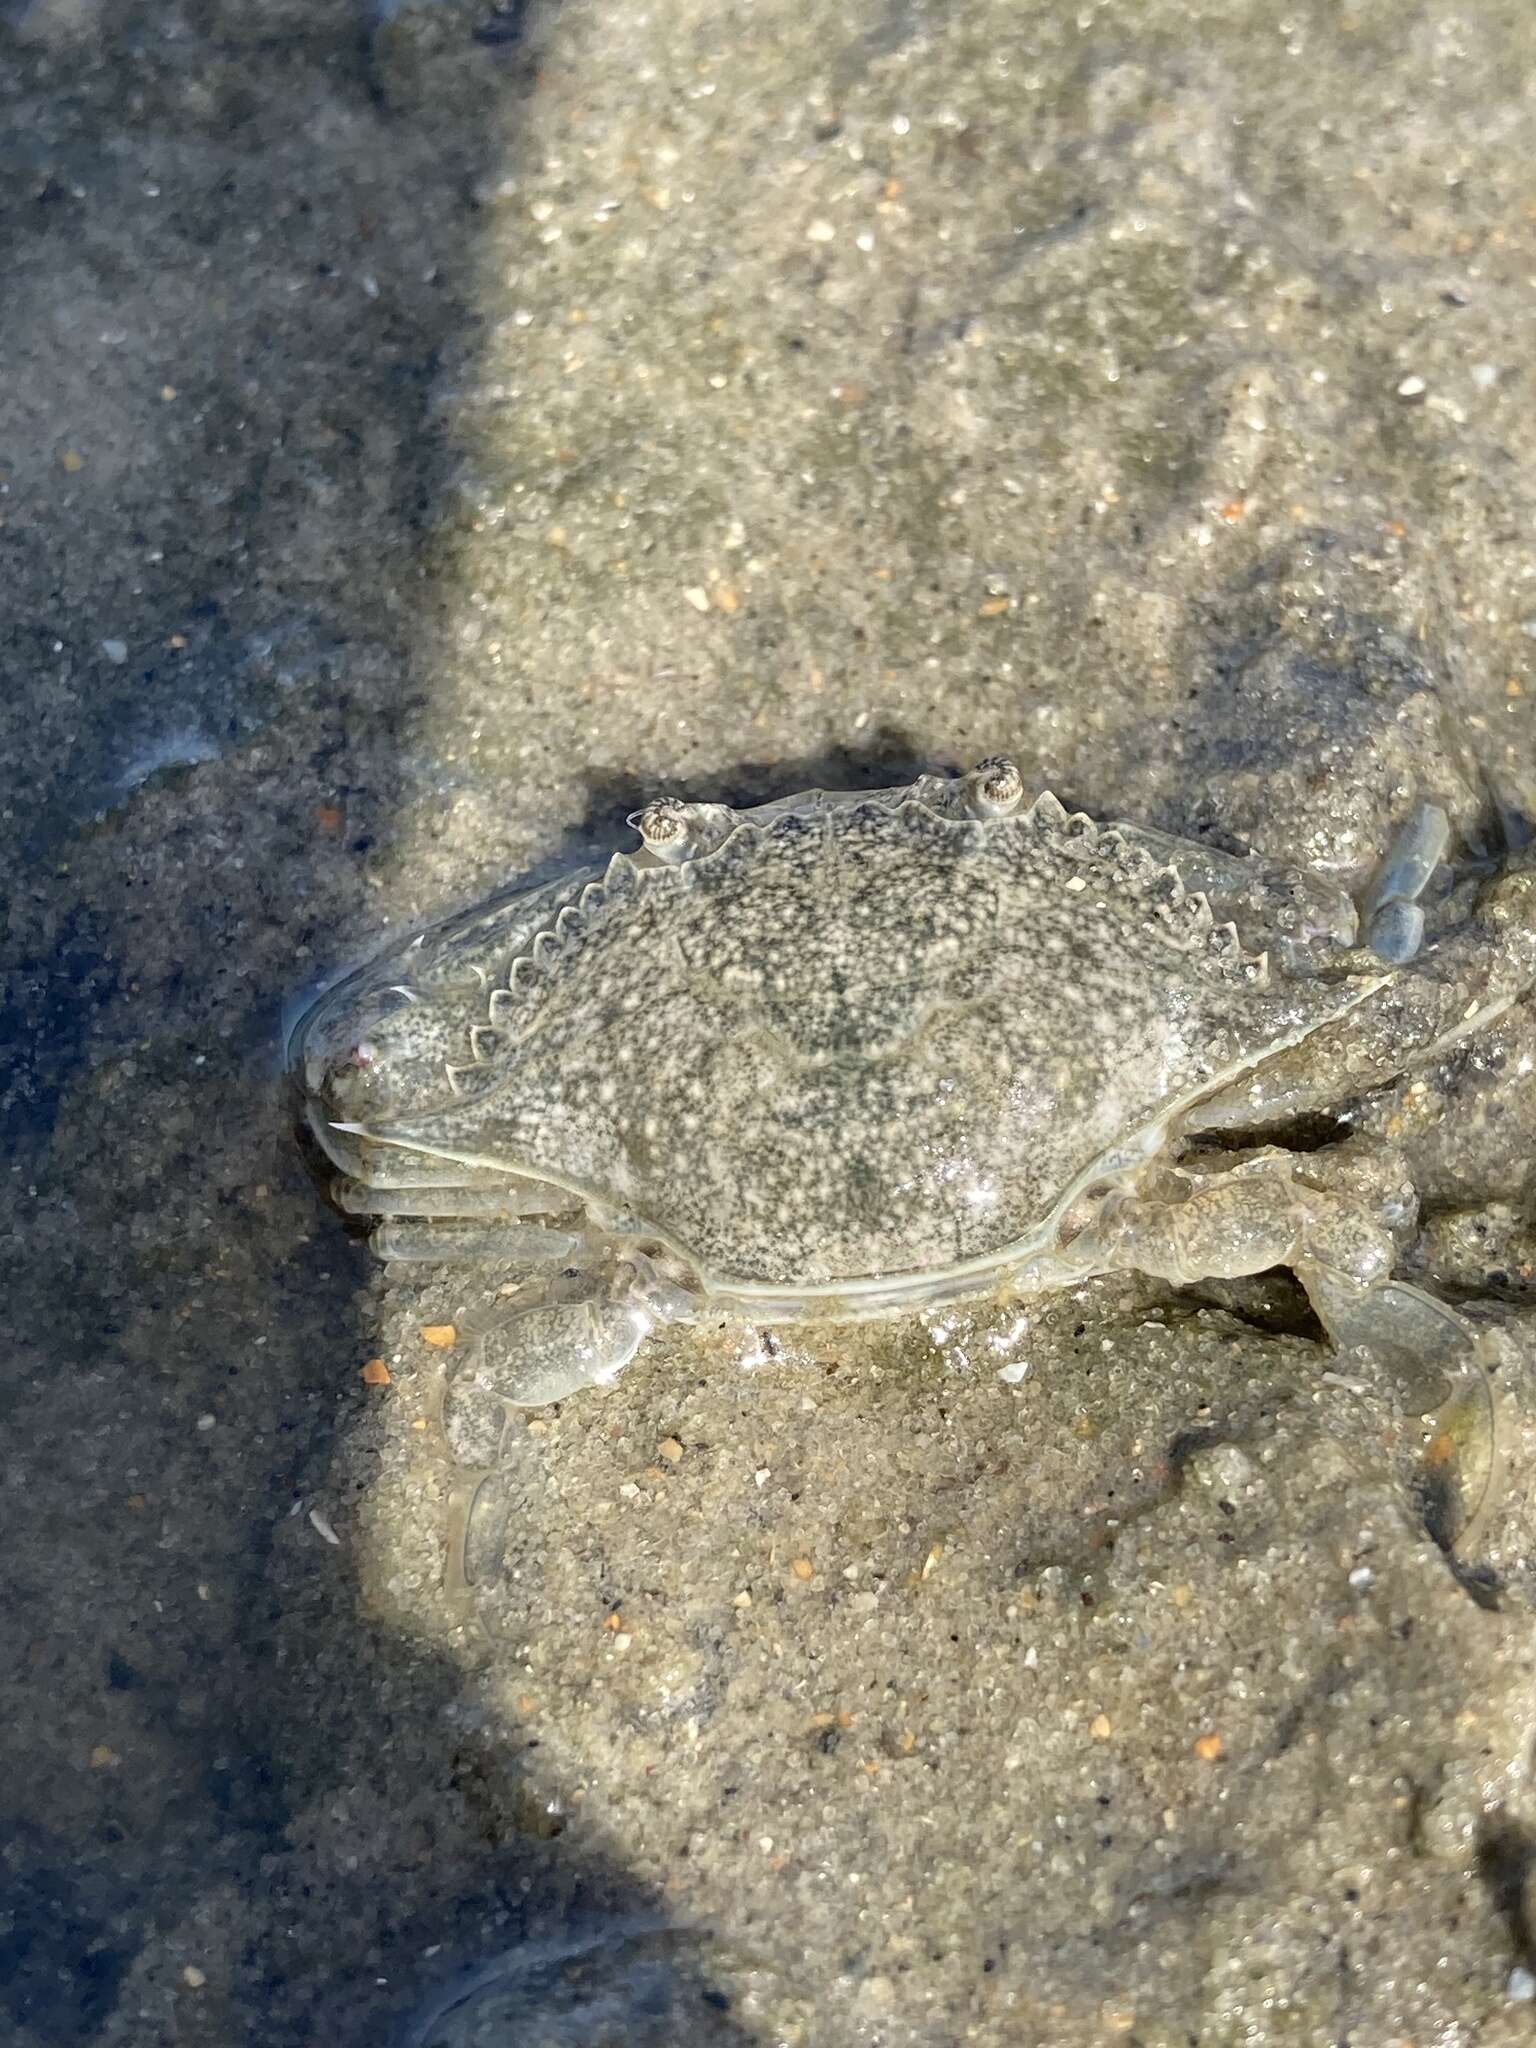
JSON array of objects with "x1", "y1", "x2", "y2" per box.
[
  {"x1": 457, "y1": 857, "x2": 642, "y2": 1085},
  {"x1": 1024, "y1": 791, "x2": 1267, "y2": 985}
]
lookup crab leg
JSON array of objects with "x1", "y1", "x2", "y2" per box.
[
  {"x1": 1065, "y1": 1154, "x2": 1475, "y2": 1376},
  {"x1": 443, "y1": 1256, "x2": 696, "y2": 1414},
  {"x1": 449, "y1": 1297, "x2": 656, "y2": 1406},
  {"x1": 371, "y1": 1218, "x2": 582, "y2": 1265},
  {"x1": 1106, "y1": 801, "x2": 1448, "y2": 971},
  {"x1": 321, "y1": 1151, "x2": 519, "y2": 1192},
  {"x1": 332, "y1": 1176, "x2": 578, "y2": 1220}
]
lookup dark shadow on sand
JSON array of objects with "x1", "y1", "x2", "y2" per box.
[{"x1": 0, "y1": 5, "x2": 759, "y2": 2040}]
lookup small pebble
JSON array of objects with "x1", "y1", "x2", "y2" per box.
[
  {"x1": 806, "y1": 219, "x2": 835, "y2": 243},
  {"x1": 419, "y1": 1324, "x2": 457, "y2": 1350},
  {"x1": 1395, "y1": 374, "x2": 1427, "y2": 399},
  {"x1": 1508, "y1": 1966, "x2": 1536, "y2": 2003},
  {"x1": 101, "y1": 639, "x2": 128, "y2": 664},
  {"x1": 308, "y1": 1508, "x2": 340, "y2": 1547},
  {"x1": 182, "y1": 1966, "x2": 207, "y2": 1989},
  {"x1": 790, "y1": 1556, "x2": 815, "y2": 1581},
  {"x1": 657, "y1": 1436, "x2": 683, "y2": 1464}
]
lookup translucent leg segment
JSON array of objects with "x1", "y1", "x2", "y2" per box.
[
  {"x1": 1074, "y1": 1154, "x2": 1475, "y2": 1378},
  {"x1": 333, "y1": 1175, "x2": 576, "y2": 1218},
  {"x1": 1361, "y1": 800, "x2": 1450, "y2": 965},
  {"x1": 370, "y1": 1218, "x2": 581, "y2": 1265},
  {"x1": 1062, "y1": 1152, "x2": 1496, "y2": 1548}
]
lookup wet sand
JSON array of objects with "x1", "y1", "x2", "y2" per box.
[{"x1": 4, "y1": 2, "x2": 1536, "y2": 2041}]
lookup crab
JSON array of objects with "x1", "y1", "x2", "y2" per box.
[{"x1": 289, "y1": 759, "x2": 1536, "y2": 1444}]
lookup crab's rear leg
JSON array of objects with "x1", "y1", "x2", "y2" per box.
[
  {"x1": 1073, "y1": 1153, "x2": 1475, "y2": 1375},
  {"x1": 438, "y1": 1289, "x2": 646, "y2": 1470},
  {"x1": 1062, "y1": 1153, "x2": 1498, "y2": 1550}
]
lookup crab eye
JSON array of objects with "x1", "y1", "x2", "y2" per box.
[
  {"x1": 632, "y1": 797, "x2": 694, "y2": 862},
  {"x1": 970, "y1": 755, "x2": 1025, "y2": 818}
]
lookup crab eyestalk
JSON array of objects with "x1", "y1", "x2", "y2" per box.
[
  {"x1": 966, "y1": 754, "x2": 1026, "y2": 818},
  {"x1": 630, "y1": 796, "x2": 736, "y2": 864},
  {"x1": 631, "y1": 797, "x2": 691, "y2": 861}
]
